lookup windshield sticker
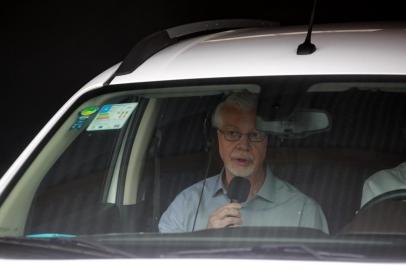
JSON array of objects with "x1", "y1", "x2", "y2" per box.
[
  {"x1": 80, "y1": 106, "x2": 99, "y2": 116},
  {"x1": 71, "y1": 106, "x2": 100, "y2": 130},
  {"x1": 87, "y1": 102, "x2": 138, "y2": 131}
]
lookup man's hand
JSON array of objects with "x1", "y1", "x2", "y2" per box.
[{"x1": 207, "y1": 203, "x2": 242, "y2": 229}]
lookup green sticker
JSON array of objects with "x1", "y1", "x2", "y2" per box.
[{"x1": 80, "y1": 106, "x2": 99, "y2": 116}]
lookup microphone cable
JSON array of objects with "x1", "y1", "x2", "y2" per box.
[
  {"x1": 191, "y1": 112, "x2": 215, "y2": 232},
  {"x1": 191, "y1": 151, "x2": 212, "y2": 232}
]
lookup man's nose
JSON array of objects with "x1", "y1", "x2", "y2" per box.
[{"x1": 236, "y1": 134, "x2": 251, "y2": 150}]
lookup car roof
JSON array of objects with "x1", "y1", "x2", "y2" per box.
[{"x1": 108, "y1": 21, "x2": 406, "y2": 85}]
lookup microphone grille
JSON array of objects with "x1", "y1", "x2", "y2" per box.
[{"x1": 228, "y1": 177, "x2": 251, "y2": 203}]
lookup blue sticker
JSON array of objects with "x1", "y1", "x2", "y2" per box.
[
  {"x1": 71, "y1": 122, "x2": 85, "y2": 129},
  {"x1": 100, "y1": 104, "x2": 112, "y2": 114}
]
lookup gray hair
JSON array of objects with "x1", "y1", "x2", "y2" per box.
[{"x1": 212, "y1": 91, "x2": 258, "y2": 128}]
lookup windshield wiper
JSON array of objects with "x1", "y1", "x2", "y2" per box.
[
  {"x1": 0, "y1": 236, "x2": 134, "y2": 258},
  {"x1": 163, "y1": 244, "x2": 366, "y2": 261}
]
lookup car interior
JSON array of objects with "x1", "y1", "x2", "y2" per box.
[{"x1": 18, "y1": 79, "x2": 406, "y2": 237}]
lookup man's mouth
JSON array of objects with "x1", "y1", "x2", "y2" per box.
[{"x1": 231, "y1": 157, "x2": 252, "y2": 167}]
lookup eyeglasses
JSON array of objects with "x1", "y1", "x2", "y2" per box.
[{"x1": 218, "y1": 129, "x2": 267, "y2": 142}]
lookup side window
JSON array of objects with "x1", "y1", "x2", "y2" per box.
[{"x1": 25, "y1": 97, "x2": 144, "y2": 235}]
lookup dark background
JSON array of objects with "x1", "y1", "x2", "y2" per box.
[{"x1": 1, "y1": 0, "x2": 406, "y2": 176}]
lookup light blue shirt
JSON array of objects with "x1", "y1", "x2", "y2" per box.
[{"x1": 159, "y1": 166, "x2": 329, "y2": 234}]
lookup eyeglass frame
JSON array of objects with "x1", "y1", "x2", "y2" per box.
[{"x1": 217, "y1": 129, "x2": 267, "y2": 143}]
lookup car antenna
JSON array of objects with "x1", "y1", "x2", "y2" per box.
[{"x1": 297, "y1": 0, "x2": 318, "y2": 55}]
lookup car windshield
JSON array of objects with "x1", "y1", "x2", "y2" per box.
[{"x1": 1, "y1": 75, "x2": 406, "y2": 260}]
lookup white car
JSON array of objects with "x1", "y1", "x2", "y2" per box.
[{"x1": 1, "y1": 19, "x2": 406, "y2": 268}]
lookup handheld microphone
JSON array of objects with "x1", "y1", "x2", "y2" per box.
[{"x1": 228, "y1": 176, "x2": 251, "y2": 203}]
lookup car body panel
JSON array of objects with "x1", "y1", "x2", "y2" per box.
[
  {"x1": 1, "y1": 258, "x2": 406, "y2": 269},
  {"x1": 111, "y1": 23, "x2": 406, "y2": 84}
]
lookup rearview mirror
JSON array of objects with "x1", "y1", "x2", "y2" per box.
[{"x1": 256, "y1": 110, "x2": 331, "y2": 139}]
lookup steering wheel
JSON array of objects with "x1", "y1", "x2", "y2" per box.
[{"x1": 360, "y1": 188, "x2": 406, "y2": 211}]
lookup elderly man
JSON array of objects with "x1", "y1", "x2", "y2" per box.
[{"x1": 159, "y1": 92, "x2": 328, "y2": 233}]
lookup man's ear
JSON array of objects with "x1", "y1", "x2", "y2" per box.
[
  {"x1": 203, "y1": 109, "x2": 217, "y2": 152},
  {"x1": 202, "y1": 112, "x2": 222, "y2": 175}
]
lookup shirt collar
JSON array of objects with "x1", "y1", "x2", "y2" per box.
[{"x1": 212, "y1": 168, "x2": 227, "y2": 197}]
